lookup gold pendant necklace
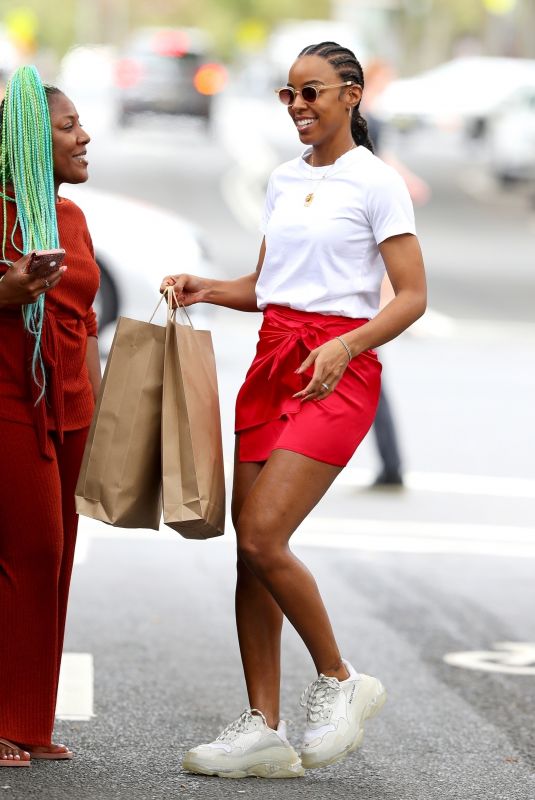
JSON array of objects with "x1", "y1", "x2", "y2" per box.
[{"x1": 304, "y1": 145, "x2": 356, "y2": 207}]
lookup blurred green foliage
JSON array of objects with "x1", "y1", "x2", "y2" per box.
[
  {"x1": 0, "y1": 0, "x2": 76, "y2": 54},
  {"x1": 1, "y1": 0, "x2": 534, "y2": 64},
  {"x1": 0, "y1": 0, "x2": 330, "y2": 58},
  {"x1": 128, "y1": 0, "x2": 332, "y2": 53}
]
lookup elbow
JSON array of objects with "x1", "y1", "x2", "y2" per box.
[
  {"x1": 406, "y1": 289, "x2": 427, "y2": 325},
  {"x1": 415, "y1": 292, "x2": 427, "y2": 320}
]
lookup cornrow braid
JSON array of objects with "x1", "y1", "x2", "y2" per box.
[
  {"x1": 298, "y1": 41, "x2": 375, "y2": 153},
  {"x1": 0, "y1": 67, "x2": 61, "y2": 400}
]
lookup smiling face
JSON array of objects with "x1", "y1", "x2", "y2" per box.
[
  {"x1": 286, "y1": 55, "x2": 362, "y2": 150},
  {"x1": 48, "y1": 91, "x2": 91, "y2": 189}
]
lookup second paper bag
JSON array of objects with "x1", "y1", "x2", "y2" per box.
[
  {"x1": 75, "y1": 316, "x2": 165, "y2": 529},
  {"x1": 162, "y1": 317, "x2": 225, "y2": 539}
]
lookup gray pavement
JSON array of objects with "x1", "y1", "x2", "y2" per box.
[
  {"x1": 10, "y1": 536, "x2": 535, "y2": 800},
  {"x1": 6, "y1": 115, "x2": 534, "y2": 799}
]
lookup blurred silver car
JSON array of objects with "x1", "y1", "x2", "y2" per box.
[
  {"x1": 486, "y1": 86, "x2": 535, "y2": 186},
  {"x1": 61, "y1": 184, "x2": 220, "y2": 352},
  {"x1": 114, "y1": 27, "x2": 227, "y2": 126},
  {"x1": 375, "y1": 57, "x2": 535, "y2": 138}
]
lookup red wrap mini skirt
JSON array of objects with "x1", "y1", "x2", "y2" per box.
[{"x1": 235, "y1": 305, "x2": 382, "y2": 466}]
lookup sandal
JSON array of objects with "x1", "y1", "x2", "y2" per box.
[
  {"x1": 25, "y1": 744, "x2": 73, "y2": 760},
  {"x1": 0, "y1": 738, "x2": 31, "y2": 767}
]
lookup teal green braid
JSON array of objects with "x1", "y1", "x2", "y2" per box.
[{"x1": 0, "y1": 65, "x2": 59, "y2": 400}]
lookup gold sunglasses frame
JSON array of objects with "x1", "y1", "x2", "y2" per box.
[{"x1": 274, "y1": 81, "x2": 355, "y2": 106}]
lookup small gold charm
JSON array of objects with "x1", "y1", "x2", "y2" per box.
[{"x1": 304, "y1": 192, "x2": 314, "y2": 206}]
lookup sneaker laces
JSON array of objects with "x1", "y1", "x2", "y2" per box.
[
  {"x1": 215, "y1": 708, "x2": 267, "y2": 743},
  {"x1": 300, "y1": 675, "x2": 341, "y2": 724}
]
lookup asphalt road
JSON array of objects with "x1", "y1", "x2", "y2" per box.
[{"x1": 6, "y1": 114, "x2": 534, "y2": 800}]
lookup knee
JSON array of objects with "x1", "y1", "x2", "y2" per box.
[
  {"x1": 235, "y1": 511, "x2": 285, "y2": 575},
  {"x1": 236, "y1": 537, "x2": 264, "y2": 571}
]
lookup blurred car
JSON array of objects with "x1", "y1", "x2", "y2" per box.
[
  {"x1": 60, "y1": 184, "x2": 220, "y2": 352},
  {"x1": 374, "y1": 57, "x2": 535, "y2": 138},
  {"x1": 486, "y1": 86, "x2": 535, "y2": 186},
  {"x1": 114, "y1": 27, "x2": 227, "y2": 126}
]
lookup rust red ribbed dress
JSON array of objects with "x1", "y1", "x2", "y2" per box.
[{"x1": 0, "y1": 195, "x2": 99, "y2": 746}]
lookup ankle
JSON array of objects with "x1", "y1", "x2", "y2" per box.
[
  {"x1": 251, "y1": 708, "x2": 279, "y2": 731},
  {"x1": 321, "y1": 659, "x2": 350, "y2": 681},
  {"x1": 264, "y1": 714, "x2": 279, "y2": 730}
]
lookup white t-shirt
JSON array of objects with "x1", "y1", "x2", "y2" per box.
[{"x1": 256, "y1": 145, "x2": 416, "y2": 319}]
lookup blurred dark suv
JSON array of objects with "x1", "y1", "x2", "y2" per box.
[{"x1": 115, "y1": 27, "x2": 227, "y2": 125}]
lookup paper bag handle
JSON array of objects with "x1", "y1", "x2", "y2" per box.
[{"x1": 148, "y1": 288, "x2": 194, "y2": 328}]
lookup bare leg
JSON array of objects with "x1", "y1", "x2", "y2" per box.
[
  {"x1": 232, "y1": 439, "x2": 283, "y2": 729},
  {"x1": 234, "y1": 448, "x2": 349, "y2": 722}
]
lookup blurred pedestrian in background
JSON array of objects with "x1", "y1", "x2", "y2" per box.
[
  {"x1": 0, "y1": 66, "x2": 100, "y2": 765},
  {"x1": 363, "y1": 58, "x2": 430, "y2": 487},
  {"x1": 161, "y1": 41, "x2": 426, "y2": 779}
]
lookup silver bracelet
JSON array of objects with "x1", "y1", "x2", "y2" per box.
[{"x1": 336, "y1": 335, "x2": 352, "y2": 362}]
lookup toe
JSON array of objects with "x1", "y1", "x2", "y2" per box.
[{"x1": 0, "y1": 742, "x2": 29, "y2": 762}]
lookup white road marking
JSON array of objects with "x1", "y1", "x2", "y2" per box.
[
  {"x1": 75, "y1": 515, "x2": 535, "y2": 561},
  {"x1": 293, "y1": 518, "x2": 535, "y2": 558},
  {"x1": 219, "y1": 459, "x2": 535, "y2": 499},
  {"x1": 444, "y1": 643, "x2": 535, "y2": 676},
  {"x1": 73, "y1": 533, "x2": 90, "y2": 565},
  {"x1": 334, "y1": 468, "x2": 535, "y2": 499},
  {"x1": 410, "y1": 310, "x2": 535, "y2": 342},
  {"x1": 56, "y1": 653, "x2": 94, "y2": 721}
]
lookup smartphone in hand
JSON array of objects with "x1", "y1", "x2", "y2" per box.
[{"x1": 27, "y1": 249, "x2": 66, "y2": 277}]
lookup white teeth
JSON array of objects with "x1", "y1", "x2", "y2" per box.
[{"x1": 296, "y1": 119, "x2": 315, "y2": 128}]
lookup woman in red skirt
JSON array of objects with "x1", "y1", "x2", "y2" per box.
[{"x1": 161, "y1": 41, "x2": 426, "y2": 778}]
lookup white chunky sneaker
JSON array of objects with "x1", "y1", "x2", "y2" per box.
[
  {"x1": 299, "y1": 659, "x2": 386, "y2": 769},
  {"x1": 182, "y1": 708, "x2": 304, "y2": 778}
]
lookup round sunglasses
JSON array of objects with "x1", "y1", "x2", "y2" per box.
[{"x1": 275, "y1": 81, "x2": 355, "y2": 107}]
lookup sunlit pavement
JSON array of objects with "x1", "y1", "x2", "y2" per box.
[{"x1": 9, "y1": 116, "x2": 534, "y2": 800}]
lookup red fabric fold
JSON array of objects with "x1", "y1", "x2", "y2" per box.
[{"x1": 235, "y1": 304, "x2": 371, "y2": 433}]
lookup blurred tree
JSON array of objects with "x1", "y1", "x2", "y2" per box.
[
  {"x1": 395, "y1": 0, "x2": 535, "y2": 71},
  {"x1": 1, "y1": 0, "x2": 534, "y2": 65},
  {"x1": 0, "y1": 0, "x2": 76, "y2": 55},
  {"x1": 128, "y1": 0, "x2": 330, "y2": 57}
]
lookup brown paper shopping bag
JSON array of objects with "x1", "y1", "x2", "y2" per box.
[
  {"x1": 162, "y1": 310, "x2": 225, "y2": 539},
  {"x1": 75, "y1": 315, "x2": 166, "y2": 529}
]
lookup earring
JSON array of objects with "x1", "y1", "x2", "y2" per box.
[{"x1": 348, "y1": 106, "x2": 352, "y2": 116}]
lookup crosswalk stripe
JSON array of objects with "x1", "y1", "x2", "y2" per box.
[
  {"x1": 56, "y1": 653, "x2": 94, "y2": 721},
  {"x1": 334, "y1": 468, "x2": 535, "y2": 499},
  {"x1": 75, "y1": 515, "x2": 535, "y2": 561}
]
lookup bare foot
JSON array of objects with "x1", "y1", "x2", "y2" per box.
[
  {"x1": 22, "y1": 743, "x2": 71, "y2": 756},
  {"x1": 16, "y1": 742, "x2": 73, "y2": 760},
  {"x1": 0, "y1": 738, "x2": 30, "y2": 764}
]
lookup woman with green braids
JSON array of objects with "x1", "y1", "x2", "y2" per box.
[{"x1": 0, "y1": 66, "x2": 100, "y2": 765}]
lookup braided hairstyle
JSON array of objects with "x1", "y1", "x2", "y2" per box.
[
  {"x1": 298, "y1": 41, "x2": 374, "y2": 153},
  {"x1": 0, "y1": 67, "x2": 62, "y2": 399}
]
